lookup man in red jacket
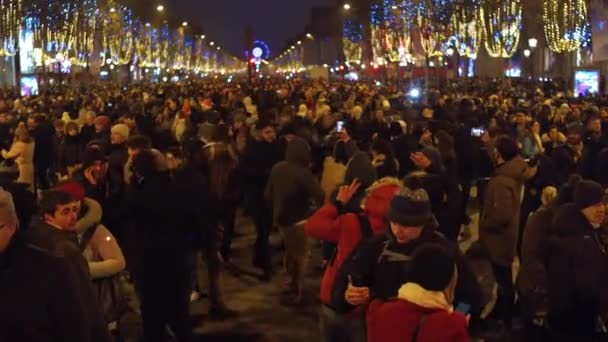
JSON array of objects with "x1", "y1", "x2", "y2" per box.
[{"x1": 305, "y1": 177, "x2": 402, "y2": 342}]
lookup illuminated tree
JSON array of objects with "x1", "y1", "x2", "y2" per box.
[
  {"x1": 480, "y1": 0, "x2": 522, "y2": 58},
  {"x1": 543, "y1": 0, "x2": 587, "y2": 53},
  {"x1": 0, "y1": 0, "x2": 21, "y2": 56}
]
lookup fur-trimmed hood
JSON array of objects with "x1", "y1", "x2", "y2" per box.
[
  {"x1": 361, "y1": 177, "x2": 402, "y2": 223},
  {"x1": 74, "y1": 197, "x2": 102, "y2": 234}
]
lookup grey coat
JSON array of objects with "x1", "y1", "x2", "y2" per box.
[{"x1": 479, "y1": 156, "x2": 531, "y2": 266}]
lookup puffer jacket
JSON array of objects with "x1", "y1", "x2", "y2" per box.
[{"x1": 305, "y1": 178, "x2": 401, "y2": 305}]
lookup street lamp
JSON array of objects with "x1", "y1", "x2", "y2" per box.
[
  {"x1": 110, "y1": 7, "x2": 116, "y2": 13},
  {"x1": 217, "y1": 46, "x2": 221, "y2": 51},
  {"x1": 210, "y1": 41, "x2": 215, "y2": 46},
  {"x1": 523, "y1": 49, "x2": 531, "y2": 58},
  {"x1": 306, "y1": 33, "x2": 313, "y2": 39},
  {"x1": 182, "y1": 21, "x2": 188, "y2": 27},
  {"x1": 201, "y1": 35, "x2": 205, "y2": 39},
  {"x1": 343, "y1": 3, "x2": 351, "y2": 10},
  {"x1": 528, "y1": 38, "x2": 538, "y2": 49},
  {"x1": 156, "y1": 4, "x2": 164, "y2": 12},
  {"x1": 297, "y1": 40, "x2": 302, "y2": 45},
  {"x1": 145, "y1": 22, "x2": 151, "y2": 27}
]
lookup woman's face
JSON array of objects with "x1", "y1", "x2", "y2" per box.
[{"x1": 532, "y1": 122, "x2": 541, "y2": 134}]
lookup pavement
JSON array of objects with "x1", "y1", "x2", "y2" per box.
[{"x1": 191, "y1": 205, "x2": 490, "y2": 342}]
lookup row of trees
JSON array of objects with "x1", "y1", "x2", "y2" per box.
[
  {"x1": 340, "y1": 0, "x2": 590, "y2": 66},
  {"x1": 0, "y1": 0, "x2": 245, "y2": 74}
]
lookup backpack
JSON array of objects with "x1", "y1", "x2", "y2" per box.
[{"x1": 329, "y1": 214, "x2": 375, "y2": 313}]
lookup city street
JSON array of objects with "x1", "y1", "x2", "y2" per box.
[{"x1": 191, "y1": 209, "x2": 486, "y2": 341}]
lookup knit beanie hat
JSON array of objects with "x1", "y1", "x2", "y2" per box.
[
  {"x1": 82, "y1": 147, "x2": 106, "y2": 169},
  {"x1": 55, "y1": 182, "x2": 85, "y2": 202},
  {"x1": 574, "y1": 180, "x2": 605, "y2": 210},
  {"x1": 408, "y1": 244, "x2": 456, "y2": 291},
  {"x1": 111, "y1": 123, "x2": 130, "y2": 141},
  {"x1": 387, "y1": 186, "x2": 432, "y2": 227}
]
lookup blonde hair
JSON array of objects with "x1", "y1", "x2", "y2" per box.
[
  {"x1": 541, "y1": 186, "x2": 558, "y2": 206},
  {"x1": 14, "y1": 122, "x2": 32, "y2": 143}
]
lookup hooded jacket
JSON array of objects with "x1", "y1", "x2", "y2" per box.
[
  {"x1": 479, "y1": 156, "x2": 531, "y2": 266},
  {"x1": 305, "y1": 178, "x2": 401, "y2": 305},
  {"x1": 265, "y1": 137, "x2": 324, "y2": 226},
  {"x1": 75, "y1": 198, "x2": 125, "y2": 280},
  {"x1": 367, "y1": 288, "x2": 469, "y2": 342}
]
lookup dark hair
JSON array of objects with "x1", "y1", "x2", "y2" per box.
[
  {"x1": 126, "y1": 135, "x2": 152, "y2": 150},
  {"x1": 39, "y1": 190, "x2": 74, "y2": 216},
  {"x1": 132, "y1": 149, "x2": 159, "y2": 179},
  {"x1": 495, "y1": 135, "x2": 519, "y2": 161},
  {"x1": 408, "y1": 244, "x2": 456, "y2": 291}
]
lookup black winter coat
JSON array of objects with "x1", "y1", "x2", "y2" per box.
[
  {"x1": 0, "y1": 236, "x2": 112, "y2": 342},
  {"x1": 546, "y1": 204, "x2": 608, "y2": 338},
  {"x1": 21, "y1": 219, "x2": 111, "y2": 342},
  {"x1": 350, "y1": 225, "x2": 482, "y2": 315},
  {"x1": 58, "y1": 135, "x2": 83, "y2": 173}
]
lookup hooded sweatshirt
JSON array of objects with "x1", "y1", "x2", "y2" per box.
[{"x1": 265, "y1": 137, "x2": 324, "y2": 226}]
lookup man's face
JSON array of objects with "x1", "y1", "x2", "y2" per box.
[
  {"x1": 128, "y1": 148, "x2": 141, "y2": 161},
  {"x1": 582, "y1": 203, "x2": 606, "y2": 227},
  {"x1": 390, "y1": 222, "x2": 423, "y2": 244},
  {"x1": 261, "y1": 127, "x2": 275, "y2": 143},
  {"x1": 45, "y1": 201, "x2": 79, "y2": 230},
  {"x1": 589, "y1": 119, "x2": 602, "y2": 134},
  {"x1": 0, "y1": 222, "x2": 16, "y2": 253},
  {"x1": 26, "y1": 118, "x2": 37, "y2": 131}
]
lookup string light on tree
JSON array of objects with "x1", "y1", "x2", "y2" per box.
[
  {"x1": 480, "y1": 0, "x2": 522, "y2": 58},
  {"x1": 543, "y1": 0, "x2": 587, "y2": 53},
  {"x1": 0, "y1": 0, "x2": 21, "y2": 56},
  {"x1": 450, "y1": 0, "x2": 484, "y2": 58}
]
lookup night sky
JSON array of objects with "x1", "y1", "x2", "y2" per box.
[{"x1": 167, "y1": 0, "x2": 335, "y2": 57}]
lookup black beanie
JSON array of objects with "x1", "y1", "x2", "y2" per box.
[
  {"x1": 574, "y1": 180, "x2": 605, "y2": 210},
  {"x1": 408, "y1": 244, "x2": 455, "y2": 291},
  {"x1": 386, "y1": 186, "x2": 432, "y2": 227},
  {"x1": 82, "y1": 147, "x2": 106, "y2": 169}
]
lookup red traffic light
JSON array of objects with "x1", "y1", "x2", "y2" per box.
[{"x1": 250, "y1": 58, "x2": 256, "y2": 64}]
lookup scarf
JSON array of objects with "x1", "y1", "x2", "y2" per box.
[{"x1": 397, "y1": 283, "x2": 453, "y2": 312}]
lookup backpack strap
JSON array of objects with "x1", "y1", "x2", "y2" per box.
[
  {"x1": 356, "y1": 214, "x2": 373, "y2": 239},
  {"x1": 411, "y1": 313, "x2": 429, "y2": 342},
  {"x1": 79, "y1": 224, "x2": 100, "y2": 252}
]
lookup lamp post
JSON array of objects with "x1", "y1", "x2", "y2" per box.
[{"x1": 528, "y1": 38, "x2": 538, "y2": 80}]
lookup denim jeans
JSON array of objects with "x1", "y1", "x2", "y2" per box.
[{"x1": 319, "y1": 305, "x2": 367, "y2": 342}]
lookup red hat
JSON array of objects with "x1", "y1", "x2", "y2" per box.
[{"x1": 55, "y1": 182, "x2": 85, "y2": 202}]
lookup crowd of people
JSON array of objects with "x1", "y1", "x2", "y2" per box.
[{"x1": 0, "y1": 76, "x2": 606, "y2": 342}]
